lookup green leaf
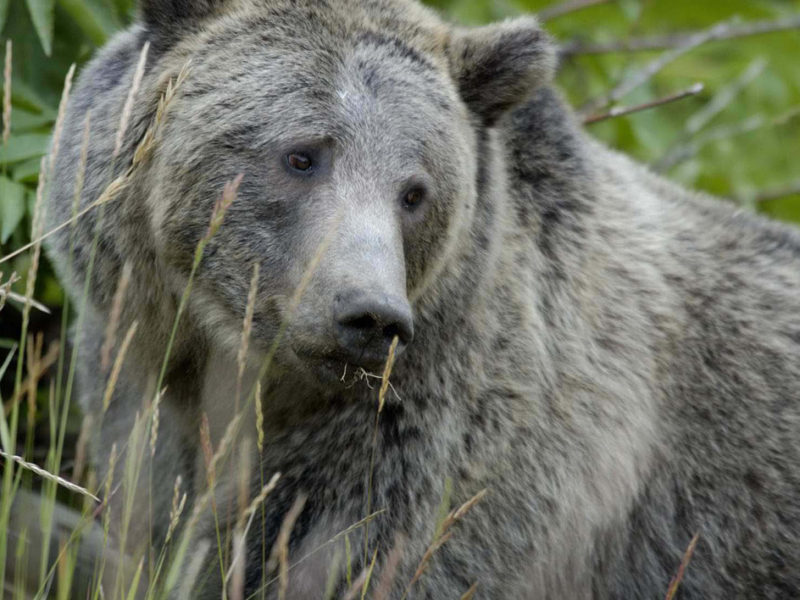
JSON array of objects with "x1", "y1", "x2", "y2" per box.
[
  {"x1": 9, "y1": 80, "x2": 57, "y2": 116},
  {"x1": 0, "y1": 0, "x2": 10, "y2": 35},
  {"x1": 57, "y1": 0, "x2": 114, "y2": 46},
  {"x1": 9, "y1": 106, "x2": 54, "y2": 133},
  {"x1": 1, "y1": 133, "x2": 51, "y2": 164},
  {"x1": 0, "y1": 176, "x2": 27, "y2": 243},
  {"x1": 25, "y1": 0, "x2": 56, "y2": 56},
  {"x1": 11, "y1": 156, "x2": 42, "y2": 184}
]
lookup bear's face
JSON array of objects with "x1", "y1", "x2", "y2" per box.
[{"x1": 143, "y1": 1, "x2": 555, "y2": 386}]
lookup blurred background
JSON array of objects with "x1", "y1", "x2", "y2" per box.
[{"x1": 0, "y1": 0, "x2": 799, "y2": 441}]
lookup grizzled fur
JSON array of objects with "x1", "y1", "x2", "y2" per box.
[{"x1": 43, "y1": 0, "x2": 800, "y2": 598}]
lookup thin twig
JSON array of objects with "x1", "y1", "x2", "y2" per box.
[
  {"x1": 686, "y1": 58, "x2": 767, "y2": 136},
  {"x1": 581, "y1": 20, "x2": 733, "y2": 115},
  {"x1": 563, "y1": 14, "x2": 800, "y2": 56},
  {"x1": 539, "y1": 0, "x2": 612, "y2": 22},
  {"x1": 652, "y1": 58, "x2": 770, "y2": 171},
  {"x1": 584, "y1": 83, "x2": 704, "y2": 125}
]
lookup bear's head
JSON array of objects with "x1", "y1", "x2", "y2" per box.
[{"x1": 138, "y1": 0, "x2": 555, "y2": 385}]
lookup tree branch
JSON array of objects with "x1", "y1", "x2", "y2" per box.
[
  {"x1": 562, "y1": 14, "x2": 800, "y2": 56},
  {"x1": 539, "y1": 0, "x2": 613, "y2": 23},
  {"x1": 580, "y1": 20, "x2": 732, "y2": 116},
  {"x1": 584, "y1": 83, "x2": 704, "y2": 125}
]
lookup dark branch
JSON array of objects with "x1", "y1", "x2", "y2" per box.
[
  {"x1": 539, "y1": 0, "x2": 613, "y2": 23},
  {"x1": 562, "y1": 14, "x2": 800, "y2": 56},
  {"x1": 584, "y1": 83, "x2": 704, "y2": 125}
]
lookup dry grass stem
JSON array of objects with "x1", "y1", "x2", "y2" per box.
[
  {"x1": 361, "y1": 548, "x2": 379, "y2": 600},
  {"x1": 258, "y1": 509, "x2": 387, "y2": 594},
  {"x1": 364, "y1": 338, "x2": 401, "y2": 565},
  {"x1": 0, "y1": 62, "x2": 191, "y2": 267},
  {"x1": 225, "y1": 473, "x2": 281, "y2": 594},
  {"x1": 200, "y1": 413, "x2": 215, "y2": 486},
  {"x1": 165, "y1": 475, "x2": 187, "y2": 544},
  {"x1": 267, "y1": 493, "x2": 308, "y2": 600},
  {"x1": 150, "y1": 386, "x2": 165, "y2": 457},
  {"x1": 104, "y1": 443, "x2": 119, "y2": 503},
  {"x1": 460, "y1": 583, "x2": 479, "y2": 599},
  {"x1": 49, "y1": 63, "x2": 77, "y2": 175},
  {"x1": 207, "y1": 174, "x2": 243, "y2": 241},
  {"x1": 134, "y1": 60, "x2": 191, "y2": 166},
  {"x1": 102, "y1": 262, "x2": 133, "y2": 371},
  {"x1": 237, "y1": 263, "x2": 260, "y2": 402},
  {"x1": 209, "y1": 411, "x2": 244, "y2": 479},
  {"x1": 0, "y1": 271, "x2": 18, "y2": 312},
  {"x1": 3, "y1": 336, "x2": 57, "y2": 417},
  {"x1": 72, "y1": 413, "x2": 94, "y2": 483},
  {"x1": 0, "y1": 449, "x2": 100, "y2": 503},
  {"x1": 402, "y1": 489, "x2": 488, "y2": 599},
  {"x1": 342, "y1": 566, "x2": 370, "y2": 600},
  {"x1": 230, "y1": 528, "x2": 247, "y2": 600},
  {"x1": 0, "y1": 289, "x2": 50, "y2": 314},
  {"x1": 102, "y1": 321, "x2": 139, "y2": 413},
  {"x1": 379, "y1": 336, "x2": 400, "y2": 413},
  {"x1": 2, "y1": 40, "x2": 11, "y2": 145},
  {"x1": 114, "y1": 43, "x2": 150, "y2": 158},
  {"x1": 665, "y1": 533, "x2": 700, "y2": 600},
  {"x1": 177, "y1": 539, "x2": 210, "y2": 600},
  {"x1": 24, "y1": 333, "x2": 56, "y2": 427},
  {"x1": 241, "y1": 472, "x2": 281, "y2": 526},
  {"x1": 255, "y1": 380, "x2": 264, "y2": 453},
  {"x1": 373, "y1": 533, "x2": 407, "y2": 600}
]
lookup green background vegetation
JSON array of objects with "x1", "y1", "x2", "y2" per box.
[{"x1": 0, "y1": 0, "x2": 799, "y2": 422}]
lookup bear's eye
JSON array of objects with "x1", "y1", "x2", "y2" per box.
[
  {"x1": 286, "y1": 153, "x2": 313, "y2": 173},
  {"x1": 403, "y1": 186, "x2": 427, "y2": 211}
]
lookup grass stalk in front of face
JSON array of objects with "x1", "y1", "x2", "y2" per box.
[{"x1": 362, "y1": 336, "x2": 399, "y2": 576}]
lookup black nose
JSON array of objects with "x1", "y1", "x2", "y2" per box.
[{"x1": 334, "y1": 290, "x2": 414, "y2": 369}]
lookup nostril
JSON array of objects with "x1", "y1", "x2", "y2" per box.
[
  {"x1": 342, "y1": 315, "x2": 377, "y2": 331},
  {"x1": 383, "y1": 323, "x2": 409, "y2": 345}
]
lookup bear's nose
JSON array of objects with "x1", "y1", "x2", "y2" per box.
[{"x1": 334, "y1": 290, "x2": 414, "y2": 369}]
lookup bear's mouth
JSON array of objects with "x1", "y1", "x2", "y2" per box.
[{"x1": 293, "y1": 348, "x2": 392, "y2": 387}]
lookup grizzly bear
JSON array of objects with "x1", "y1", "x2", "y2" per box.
[{"x1": 38, "y1": 0, "x2": 800, "y2": 597}]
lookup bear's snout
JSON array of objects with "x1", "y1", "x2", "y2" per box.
[{"x1": 333, "y1": 289, "x2": 414, "y2": 370}]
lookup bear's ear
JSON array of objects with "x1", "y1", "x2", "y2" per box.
[
  {"x1": 140, "y1": 0, "x2": 226, "y2": 31},
  {"x1": 448, "y1": 16, "x2": 556, "y2": 126}
]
